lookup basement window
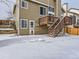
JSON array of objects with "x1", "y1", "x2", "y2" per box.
[
  {"x1": 20, "y1": 19, "x2": 28, "y2": 29},
  {"x1": 21, "y1": 0, "x2": 28, "y2": 9},
  {"x1": 40, "y1": 7, "x2": 46, "y2": 15}
]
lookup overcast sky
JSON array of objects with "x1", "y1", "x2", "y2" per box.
[
  {"x1": 0, "y1": 0, "x2": 79, "y2": 19},
  {"x1": 62, "y1": 0, "x2": 79, "y2": 9}
]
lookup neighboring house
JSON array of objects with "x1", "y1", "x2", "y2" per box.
[
  {"x1": 67, "y1": 8, "x2": 79, "y2": 25},
  {"x1": 62, "y1": 7, "x2": 79, "y2": 35},
  {"x1": 15, "y1": 0, "x2": 61, "y2": 35},
  {"x1": 68, "y1": 8, "x2": 79, "y2": 25},
  {"x1": 62, "y1": 7, "x2": 79, "y2": 25}
]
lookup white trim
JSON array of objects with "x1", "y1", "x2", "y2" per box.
[
  {"x1": 20, "y1": 19, "x2": 28, "y2": 29},
  {"x1": 21, "y1": 0, "x2": 28, "y2": 9},
  {"x1": 29, "y1": 20, "x2": 35, "y2": 35},
  {"x1": 29, "y1": 20, "x2": 35, "y2": 30},
  {"x1": 31, "y1": 0, "x2": 48, "y2": 6}
]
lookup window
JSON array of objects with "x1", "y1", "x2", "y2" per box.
[
  {"x1": 29, "y1": 20, "x2": 35, "y2": 29},
  {"x1": 30, "y1": 22, "x2": 34, "y2": 28},
  {"x1": 48, "y1": 6, "x2": 54, "y2": 12},
  {"x1": 20, "y1": 19, "x2": 28, "y2": 29},
  {"x1": 48, "y1": 6, "x2": 54, "y2": 16},
  {"x1": 40, "y1": 7, "x2": 46, "y2": 15},
  {"x1": 21, "y1": 0, "x2": 28, "y2": 9}
]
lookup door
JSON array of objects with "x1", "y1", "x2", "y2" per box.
[{"x1": 29, "y1": 20, "x2": 35, "y2": 35}]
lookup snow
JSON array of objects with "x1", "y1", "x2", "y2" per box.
[
  {"x1": 0, "y1": 28, "x2": 14, "y2": 30},
  {"x1": 70, "y1": 9, "x2": 79, "y2": 14},
  {"x1": 0, "y1": 35, "x2": 79, "y2": 59}
]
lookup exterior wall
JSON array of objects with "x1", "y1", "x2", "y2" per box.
[
  {"x1": 19, "y1": 29, "x2": 29, "y2": 35},
  {"x1": 55, "y1": 0, "x2": 61, "y2": 17},
  {"x1": 20, "y1": 1, "x2": 48, "y2": 25},
  {"x1": 35, "y1": 0, "x2": 49, "y2": 4},
  {"x1": 35, "y1": 26, "x2": 48, "y2": 34},
  {"x1": 19, "y1": 1, "x2": 48, "y2": 35},
  {"x1": 16, "y1": 0, "x2": 61, "y2": 35}
]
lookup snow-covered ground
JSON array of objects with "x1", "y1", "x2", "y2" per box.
[{"x1": 0, "y1": 34, "x2": 79, "y2": 59}]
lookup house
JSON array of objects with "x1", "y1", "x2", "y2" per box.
[
  {"x1": 15, "y1": 0, "x2": 61, "y2": 35},
  {"x1": 62, "y1": 7, "x2": 79, "y2": 26},
  {"x1": 62, "y1": 8, "x2": 79, "y2": 35},
  {"x1": 68, "y1": 8, "x2": 79, "y2": 25}
]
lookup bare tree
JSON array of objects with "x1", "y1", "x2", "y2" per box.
[{"x1": 0, "y1": 0, "x2": 16, "y2": 20}]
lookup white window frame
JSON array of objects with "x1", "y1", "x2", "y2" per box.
[
  {"x1": 40, "y1": 6, "x2": 46, "y2": 16},
  {"x1": 20, "y1": 19, "x2": 28, "y2": 29},
  {"x1": 29, "y1": 20, "x2": 35, "y2": 35},
  {"x1": 21, "y1": 0, "x2": 28, "y2": 9}
]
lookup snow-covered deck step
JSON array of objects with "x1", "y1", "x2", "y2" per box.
[
  {"x1": 0, "y1": 28, "x2": 14, "y2": 30},
  {"x1": 0, "y1": 28, "x2": 16, "y2": 34}
]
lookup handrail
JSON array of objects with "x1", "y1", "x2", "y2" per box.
[
  {"x1": 48, "y1": 18, "x2": 60, "y2": 29},
  {"x1": 52, "y1": 17, "x2": 65, "y2": 37},
  {"x1": 39, "y1": 16, "x2": 49, "y2": 25},
  {"x1": 48, "y1": 16, "x2": 65, "y2": 37},
  {"x1": 39, "y1": 16, "x2": 59, "y2": 26},
  {"x1": 53, "y1": 17, "x2": 64, "y2": 30}
]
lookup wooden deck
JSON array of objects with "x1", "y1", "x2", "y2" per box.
[
  {"x1": 39, "y1": 16, "x2": 66, "y2": 37},
  {"x1": 0, "y1": 20, "x2": 16, "y2": 34},
  {"x1": 39, "y1": 16, "x2": 59, "y2": 26}
]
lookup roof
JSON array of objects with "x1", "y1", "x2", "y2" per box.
[{"x1": 68, "y1": 11, "x2": 79, "y2": 16}]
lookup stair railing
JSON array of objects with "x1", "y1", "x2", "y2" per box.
[{"x1": 52, "y1": 17, "x2": 65, "y2": 37}]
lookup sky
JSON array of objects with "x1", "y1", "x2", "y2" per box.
[
  {"x1": 62, "y1": 0, "x2": 79, "y2": 9},
  {"x1": 0, "y1": 0, "x2": 79, "y2": 19}
]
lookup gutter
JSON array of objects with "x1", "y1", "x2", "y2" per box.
[{"x1": 30, "y1": 0, "x2": 49, "y2": 7}]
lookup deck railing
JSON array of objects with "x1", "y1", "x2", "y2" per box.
[
  {"x1": 39, "y1": 16, "x2": 49, "y2": 26},
  {"x1": 52, "y1": 18, "x2": 65, "y2": 37},
  {"x1": 0, "y1": 20, "x2": 16, "y2": 29},
  {"x1": 39, "y1": 16, "x2": 59, "y2": 26}
]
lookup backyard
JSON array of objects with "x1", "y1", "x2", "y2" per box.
[{"x1": 0, "y1": 34, "x2": 79, "y2": 59}]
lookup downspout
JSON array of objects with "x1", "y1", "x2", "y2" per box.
[{"x1": 16, "y1": 0, "x2": 20, "y2": 35}]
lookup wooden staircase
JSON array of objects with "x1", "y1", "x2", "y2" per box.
[
  {"x1": 48, "y1": 17, "x2": 65, "y2": 37},
  {"x1": 39, "y1": 16, "x2": 72, "y2": 37},
  {"x1": 39, "y1": 16, "x2": 66, "y2": 37}
]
